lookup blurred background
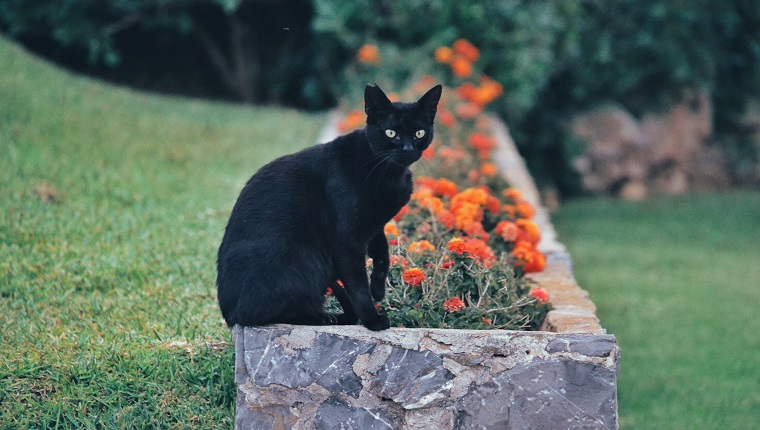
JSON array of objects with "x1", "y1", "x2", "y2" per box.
[
  {"x1": 2, "y1": 1, "x2": 759, "y2": 429},
  {"x1": 2, "y1": 0, "x2": 759, "y2": 200}
]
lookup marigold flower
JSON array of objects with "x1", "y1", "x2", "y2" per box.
[
  {"x1": 515, "y1": 199, "x2": 536, "y2": 219},
  {"x1": 408, "y1": 240, "x2": 436, "y2": 254},
  {"x1": 456, "y1": 102, "x2": 482, "y2": 120},
  {"x1": 439, "y1": 109, "x2": 456, "y2": 128},
  {"x1": 485, "y1": 195, "x2": 501, "y2": 215},
  {"x1": 453, "y1": 202, "x2": 481, "y2": 230},
  {"x1": 495, "y1": 220, "x2": 520, "y2": 242},
  {"x1": 463, "y1": 220, "x2": 490, "y2": 240},
  {"x1": 456, "y1": 82, "x2": 479, "y2": 102},
  {"x1": 439, "y1": 146, "x2": 465, "y2": 161},
  {"x1": 450, "y1": 56, "x2": 473, "y2": 78},
  {"x1": 529, "y1": 287, "x2": 550, "y2": 303},
  {"x1": 357, "y1": 44, "x2": 380, "y2": 64},
  {"x1": 434, "y1": 46, "x2": 453, "y2": 64},
  {"x1": 516, "y1": 218, "x2": 541, "y2": 244},
  {"x1": 412, "y1": 189, "x2": 445, "y2": 214},
  {"x1": 384, "y1": 222, "x2": 399, "y2": 237},
  {"x1": 447, "y1": 237, "x2": 467, "y2": 254},
  {"x1": 452, "y1": 187, "x2": 488, "y2": 207},
  {"x1": 464, "y1": 237, "x2": 496, "y2": 266},
  {"x1": 436, "y1": 210, "x2": 456, "y2": 230},
  {"x1": 480, "y1": 162, "x2": 497, "y2": 177},
  {"x1": 443, "y1": 296, "x2": 466, "y2": 312},
  {"x1": 510, "y1": 241, "x2": 546, "y2": 273},
  {"x1": 481, "y1": 316, "x2": 492, "y2": 325},
  {"x1": 393, "y1": 205, "x2": 410, "y2": 222},
  {"x1": 432, "y1": 178, "x2": 458, "y2": 198},
  {"x1": 469, "y1": 133, "x2": 495, "y2": 152},
  {"x1": 502, "y1": 204, "x2": 518, "y2": 219},
  {"x1": 325, "y1": 287, "x2": 332, "y2": 296},
  {"x1": 440, "y1": 261, "x2": 455, "y2": 269},
  {"x1": 402, "y1": 268, "x2": 426, "y2": 287},
  {"x1": 422, "y1": 145, "x2": 435, "y2": 160},
  {"x1": 337, "y1": 110, "x2": 366, "y2": 132},
  {"x1": 452, "y1": 39, "x2": 480, "y2": 62},
  {"x1": 502, "y1": 187, "x2": 524, "y2": 201},
  {"x1": 390, "y1": 254, "x2": 409, "y2": 268}
]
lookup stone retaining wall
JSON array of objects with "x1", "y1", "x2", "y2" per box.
[{"x1": 234, "y1": 115, "x2": 620, "y2": 429}]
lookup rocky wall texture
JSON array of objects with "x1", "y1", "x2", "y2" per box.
[{"x1": 234, "y1": 325, "x2": 620, "y2": 429}]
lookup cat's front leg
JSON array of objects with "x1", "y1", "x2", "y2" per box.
[
  {"x1": 335, "y1": 246, "x2": 390, "y2": 331},
  {"x1": 367, "y1": 230, "x2": 389, "y2": 302}
]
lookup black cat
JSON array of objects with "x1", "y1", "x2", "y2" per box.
[{"x1": 216, "y1": 84, "x2": 442, "y2": 331}]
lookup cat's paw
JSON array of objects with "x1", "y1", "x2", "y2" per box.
[{"x1": 363, "y1": 315, "x2": 391, "y2": 331}]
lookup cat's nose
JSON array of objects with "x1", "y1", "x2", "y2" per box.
[{"x1": 402, "y1": 142, "x2": 415, "y2": 152}]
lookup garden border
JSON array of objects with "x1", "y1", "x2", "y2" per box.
[{"x1": 234, "y1": 114, "x2": 619, "y2": 429}]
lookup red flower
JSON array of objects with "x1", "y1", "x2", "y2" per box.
[
  {"x1": 529, "y1": 287, "x2": 549, "y2": 303},
  {"x1": 447, "y1": 237, "x2": 467, "y2": 254},
  {"x1": 402, "y1": 268, "x2": 426, "y2": 287},
  {"x1": 357, "y1": 44, "x2": 380, "y2": 64},
  {"x1": 443, "y1": 297, "x2": 466, "y2": 312},
  {"x1": 452, "y1": 39, "x2": 480, "y2": 62}
]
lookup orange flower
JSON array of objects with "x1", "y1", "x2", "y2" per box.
[
  {"x1": 432, "y1": 178, "x2": 458, "y2": 198},
  {"x1": 384, "y1": 222, "x2": 399, "y2": 237},
  {"x1": 502, "y1": 204, "x2": 518, "y2": 219},
  {"x1": 402, "y1": 268, "x2": 426, "y2": 287},
  {"x1": 394, "y1": 205, "x2": 410, "y2": 222},
  {"x1": 452, "y1": 39, "x2": 480, "y2": 62},
  {"x1": 456, "y1": 102, "x2": 482, "y2": 120},
  {"x1": 439, "y1": 109, "x2": 456, "y2": 128},
  {"x1": 357, "y1": 44, "x2": 380, "y2": 64},
  {"x1": 337, "y1": 110, "x2": 366, "y2": 132},
  {"x1": 434, "y1": 46, "x2": 453, "y2": 64},
  {"x1": 516, "y1": 218, "x2": 541, "y2": 244},
  {"x1": 480, "y1": 162, "x2": 497, "y2": 177},
  {"x1": 325, "y1": 287, "x2": 332, "y2": 296},
  {"x1": 411, "y1": 189, "x2": 445, "y2": 214},
  {"x1": 485, "y1": 195, "x2": 501, "y2": 215},
  {"x1": 463, "y1": 220, "x2": 490, "y2": 240},
  {"x1": 436, "y1": 210, "x2": 456, "y2": 230},
  {"x1": 456, "y1": 82, "x2": 478, "y2": 102},
  {"x1": 502, "y1": 187, "x2": 524, "y2": 201},
  {"x1": 453, "y1": 202, "x2": 481, "y2": 230},
  {"x1": 495, "y1": 220, "x2": 520, "y2": 242},
  {"x1": 481, "y1": 316, "x2": 492, "y2": 325},
  {"x1": 515, "y1": 199, "x2": 536, "y2": 219},
  {"x1": 469, "y1": 133, "x2": 495, "y2": 152},
  {"x1": 422, "y1": 145, "x2": 435, "y2": 160},
  {"x1": 390, "y1": 255, "x2": 409, "y2": 268},
  {"x1": 510, "y1": 241, "x2": 546, "y2": 273},
  {"x1": 440, "y1": 261, "x2": 455, "y2": 269},
  {"x1": 452, "y1": 187, "x2": 488, "y2": 207},
  {"x1": 464, "y1": 237, "x2": 495, "y2": 265},
  {"x1": 439, "y1": 146, "x2": 466, "y2": 161},
  {"x1": 443, "y1": 296, "x2": 466, "y2": 312},
  {"x1": 408, "y1": 240, "x2": 436, "y2": 254},
  {"x1": 450, "y1": 56, "x2": 473, "y2": 78},
  {"x1": 529, "y1": 287, "x2": 550, "y2": 303},
  {"x1": 447, "y1": 237, "x2": 467, "y2": 254}
]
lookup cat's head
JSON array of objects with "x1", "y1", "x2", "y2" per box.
[{"x1": 364, "y1": 84, "x2": 443, "y2": 167}]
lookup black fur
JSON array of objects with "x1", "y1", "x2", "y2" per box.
[{"x1": 216, "y1": 84, "x2": 442, "y2": 331}]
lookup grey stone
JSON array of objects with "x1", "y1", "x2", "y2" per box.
[
  {"x1": 369, "y1": 347, "x2": 455, "y2": 409},
  {"x1": 545, "y1": 334, "x2": 618, "y2": 357},
  {"x1": 314, "y1": 396, "x2": 402, "y2": 430},
  {"x1": 456, "y1": 359, "x2": 618, "y2": 429},
  {"x1": 245, "y1": 329, "x2": 374, "y2": 398}
]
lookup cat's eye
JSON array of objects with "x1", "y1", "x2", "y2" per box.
[
  {"x1": 385, "y1": 129, "x2": 396, "y2": 138},
  {"x1": 415, "y1": 130, "x2": 425, "y2": 138}
]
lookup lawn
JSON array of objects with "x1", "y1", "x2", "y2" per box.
[
  {"x1": 553, "y1": 192, "x2": 760, "y2": 429},
  {"x1": 0, "y1": 37, "x2": 325, "y2": 428}
]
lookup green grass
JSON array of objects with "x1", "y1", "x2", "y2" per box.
[
  {"x1": 553, "y1": 191, "x2": 760, "y2": 429},
  {"x1": 0, "y1": 36, "x2": 325, "y2": 428}
]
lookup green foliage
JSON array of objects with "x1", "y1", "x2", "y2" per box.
[
  {"x1": 553, "y1": 191, "x2": 760, "y2": 429},
  {"x1": 0, "y1": 36, "x2": 325, "y2": 428}
]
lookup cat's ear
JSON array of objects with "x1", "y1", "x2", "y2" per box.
[
  {"x1": 364, "y1": 84, "x2": 393, "y2": 119},
  {"x1": 416, "y1": 85, "x2": 443, "y2": 115}
]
